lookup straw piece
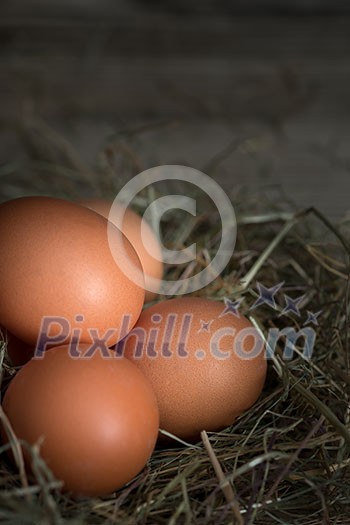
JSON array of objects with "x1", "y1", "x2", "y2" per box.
[{"x1": 201, "y1": 431, "x2": 244, "y2": 525}]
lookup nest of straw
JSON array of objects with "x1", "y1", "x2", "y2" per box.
[{"x1": 1, "y1": 119, "x2": 350, "y2": 525}]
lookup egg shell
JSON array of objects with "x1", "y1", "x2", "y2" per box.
[
  {"x1": 0, "y1": 196, "x2": 145, "y2": 347},
  {"x1": 78, "y1": 199, "x2": 163, "y2": 302},
  {"x1": 2, "y1": 345, "x2": 159, "y2": 497},
  {"x1": 121, "y1": 297, "x2": 267, "y2": 441}
]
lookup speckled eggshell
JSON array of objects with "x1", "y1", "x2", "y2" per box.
[
  {"x1": 2, "y1": 345, "x2": 159, "y2": 497},
  {"x1": 122, "y1": 297, "x2": 267, "y2": 441},
  {"x1": 78, "y1": 199, "x2": 163, "y2": 303},
  {"x1": 0, "y1": 197, "x2": 145, "y2": 347}
]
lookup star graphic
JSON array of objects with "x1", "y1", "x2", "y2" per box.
[
  {"x1": 280, "y1": 294, "x2": 306, "y2": 317},
  {"x1": 250, "y1": 281, "x2": 284, "y2": 311},
  {"x1": 219, "y1": 297, "x2": 243, "y2": 318},
  {"x1": 198, "y1": 319, "x2": 213, "y2": 334},
  {"x1": 304, "y1": 310, "x2": 322, "y2": 326}
]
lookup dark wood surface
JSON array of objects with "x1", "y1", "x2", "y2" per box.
[{"x1": 0, "y1": 9, "x2": 349, "y2": 220}]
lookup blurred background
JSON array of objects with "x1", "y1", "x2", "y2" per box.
[{"x1": 1, "y1": 0, "x2": 350, "y2": 220}]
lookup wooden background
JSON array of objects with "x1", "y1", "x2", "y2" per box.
[{"x1": 0, "y1": 2, "x2": 350, "y2": 220}]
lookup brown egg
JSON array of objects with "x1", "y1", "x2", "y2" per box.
[
  {"x1": 78, "y1": 199, "x2": 163, "y2": 303},
  {"x1": 0, "y1": 197, "x2": 145, "y2": 348},
  {"x1": 2, "y1": 345, "x2": 159, "y2": 497},
  {"x1": 121, "y1": 297, "x2": 267, "y2": 441},
  {"x1": 0, "y1": 326, "x2": 33, "y2": 367}
]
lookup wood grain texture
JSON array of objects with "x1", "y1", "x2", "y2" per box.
[{"x1": 0, "y1": 13, "x2": 349, "y2": 219}]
